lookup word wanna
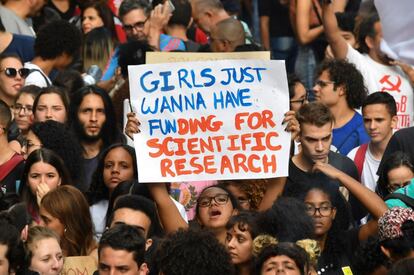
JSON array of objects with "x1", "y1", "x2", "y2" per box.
[
  {"x1": 141, "y1": 88, "x2": 252, "y2": 116},
  {"x1": 139, "y1": 66, "x2": 267, "y2": 93}
]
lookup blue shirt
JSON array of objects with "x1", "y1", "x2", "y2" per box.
[{"x1": 332, "y1": 112, "x2": 370, "y2": 155}]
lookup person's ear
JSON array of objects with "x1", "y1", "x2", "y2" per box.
[
  {"x1": 138, "y1": 262, "x2": 149, "y2": 275},
  {"x1": 331, "y1": 207, "x2": 337, "y2": 220},
  {"x1": 380, "y1": 245, "x2": 392, "y2": 259},
  {"x1": 365, "y1": 36, "x2": 375, "y2": 50},
  {"x1": 145, "y1": 238, "x2": 153, "y2": 251},
  {"x1": 232, "y1": 208, "x2": 239, "y2": 216},
  {"x1": 390, "y1": 115, "x2": 398, "y2": 129},
  {"x1": 21, "y1": 224, "x2": 29, "y2": 242}
]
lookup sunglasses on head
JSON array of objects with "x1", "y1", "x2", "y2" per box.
[{"x1": 0, "y1": 68, "x2": 30, "y2": 78}]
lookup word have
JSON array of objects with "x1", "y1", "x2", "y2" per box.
[{"x1": 139, "y1": 66, "x2": 267, "y2": 93}]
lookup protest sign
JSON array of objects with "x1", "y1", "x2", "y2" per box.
[
  {"x1": 62, "y1": 256, "x2": 97, "y2": 275},
  {"x1": 146, "y1": 51, "x2": 271, "y2": 64},
  {"x1": 129, "y1": 59, "x2": 290, "y2": 182}
]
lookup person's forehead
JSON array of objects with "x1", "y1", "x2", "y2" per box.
[
  {"x1": 122, "y1": 8, "x2": 147, "y2": 24},
  {"x1": 80, "y1": 93, "x2": 105, "y2": 107},
  {"x1": 301, "y1": 122, "x2": 332, "y2": 136},
  {"x1": 100, "y1": 246, "x2": 136, "y2": 264}
]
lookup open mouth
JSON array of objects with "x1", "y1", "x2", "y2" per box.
[{"x1": 209, "y1": 209, "x2": 222, "y2": 218}]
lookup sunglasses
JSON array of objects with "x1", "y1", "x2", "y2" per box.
[{"x1": 0, "y1": 68, "x2": 30, "y2": 78}]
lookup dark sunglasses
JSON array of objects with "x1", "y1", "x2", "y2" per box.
[{"x1": 0, "y1": 68, "x2": 30, "y2": 78}]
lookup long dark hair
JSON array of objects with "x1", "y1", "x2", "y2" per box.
[
  {"x1": 303, "y1": 183, "x2": 349, "y2": 271},
  {"x1": 69, "y1": 85, "x2": 124, "y2": 150},
  {"x1": 87, "y1": 143, "x2": 137, "y2": 205},
  {"x1": 80, "y1": 1, "x2": 118, "y2": 42},
  {"x1": 377, "y1": 151, "x2": 414, "y2": 198},
  {"x1": 19, "y1": 148, "x2": 71, "y2": 218}
]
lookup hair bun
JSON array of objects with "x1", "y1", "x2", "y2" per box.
[{"x1": 296, "y1": 239, "x2": 321, "y2": 266}]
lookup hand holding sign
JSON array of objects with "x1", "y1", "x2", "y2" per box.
[{"x1": 129, "y1": 59, "x2": 291, "y2": 182}]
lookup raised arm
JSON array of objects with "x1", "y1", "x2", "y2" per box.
[
  {"x1": 321, "y1": 0, "x2": 349, "y2": 59},
  {"x1": 260, "y1": 15, "x2": 270, "y2": 50},
  {"x1": 313, "y1": 162, "x2": 388, "y2": 240},
  {"x1": 146, "y1": 183, "x2": 188, "y2": 233},
  {"x1": 295, "y1": 0, "x2": 324, "y2": 45}
]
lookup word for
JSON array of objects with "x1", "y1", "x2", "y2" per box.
[{"x1": 139, "y1": 67, "x2": 267, "y2": 92}]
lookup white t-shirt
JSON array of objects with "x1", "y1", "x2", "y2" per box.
[
  {"x1": 24, "y1": 62, "x2": 51, "y2": 88},
  {"x1": 346, "y1": 45, "x2": 414, "y2": 129},
  {"x1": 347, "y1": 144, "x2": 380, "y2": 192}
]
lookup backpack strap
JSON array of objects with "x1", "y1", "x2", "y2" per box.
[
  {"x1": 385, "y1": 193, "x2": 414, "y2": 209},
  {"x1": 354, "y1": 143, "x2": 369, "y2": 179},
  {"x1": 0, "y1": 154, "x2": 24, "y2": 182},
  {"x1": 28, "y1": 68, "x2": 51, "y2": 87}
]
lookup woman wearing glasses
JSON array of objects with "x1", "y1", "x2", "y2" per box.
[
  {"x1": 195, "y1": 184, "x2": 240, "y2": 244},
  {"x1": 8, "y1": 85, "x2": 41, "y2": 155},
  {"x1": 0, "y1": 53, "x2": 29, "y2": 108},
  {"x1": 303, "y1": 161, "x2": 387, "y2": 274}
]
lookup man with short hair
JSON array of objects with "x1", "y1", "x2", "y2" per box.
[
  {"x1": 98, "y1": 224, "x2": 148, "y2": 275},
  {"x1": 108, "y1": 194, "x2": 163, "y2": 240},
  {"x1": 283, "y1": 102, "x2": 366, "y2": 222},
  {"x1": 209, "y1": 17, "x2": 245, "y2": 52},
  {"x1": 191, "y1": 0, "x2": 251, "y2": 42},
  {"x1": 118, "y1": 0, "x2": 183, "y2": 51},
  {"x1": 0, "y1": 100, "x2": 24, "y2": 194},
  {"x1": 322, "y1": 1, "x2": 414, "y2": 129},
  {"x1": 69, "y1": 86, "x2": 124, "y2": 188},
  {"x1": 0, "y1": 0, "x2": 45, "y2": 36},
  {"x1": 313, "y1": 59, "x2": 369, "y2": 155},
  {"x1": 24, "y1": 20, "x2": 81, "y2": 88},
  {"x1": 347, "y1": 92, "x2": 397, "y2": 192}
]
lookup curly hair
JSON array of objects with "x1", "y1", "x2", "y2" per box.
[
  {"x1": 154, "y1": 229, "x2": 234, "y2": 275},
  {"x1": 29, "y1": 120, "x2": 86, "y2": 191},
  {"x1": 220, "y1": 179, "x2": 267, "y2": 210},
  {"x1": 352, "y1": 237, "x2": 389, "y2": 275},
  {"x1": 254, "y1": 242, "x2": 310, "y2": 275},
  {"x1": 87, "y1": 143, "x2": 137, "y2": 205},
  {"x1": 316, "y1": 59, "x2": 367, "y2": 109},
  {"x1": 256, "y1": 197, "x2": 314, "y2": 242},
  {"x1": 302, "y1": 183, "x2": 351, "y2": 272},
  {"x1": 34, "y1": 19, "x2": 81, "y2": 60}
]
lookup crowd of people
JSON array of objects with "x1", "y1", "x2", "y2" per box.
[{"x1": 1, "y1": 0, "x2": 414, "y2": 274}]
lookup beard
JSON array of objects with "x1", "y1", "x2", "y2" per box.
[{"x1": 77, "y1": 123, "x2": 103, "y2": 144}]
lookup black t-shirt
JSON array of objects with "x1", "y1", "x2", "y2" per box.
[
  {"x1": 317, "y1": 228, "x2": 359, "y2": 275},
  {"x1": 284, "y1": 151, "x2": 367, "y2": 222},
  {"x1": 258, "y1": 0, "x2": 294, "y2": 37}
]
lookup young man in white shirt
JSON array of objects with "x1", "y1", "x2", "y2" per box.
[
  {"x1": 322, "y1": 1, "x2": 414, "y2": 129},
  {"x1": 347, "y1": 92, "x2": 397, "y2": 192}
]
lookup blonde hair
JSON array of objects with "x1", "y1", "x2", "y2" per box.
[{"x1": 26, "y1": 226, "x2": 61, "y2": 261}]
